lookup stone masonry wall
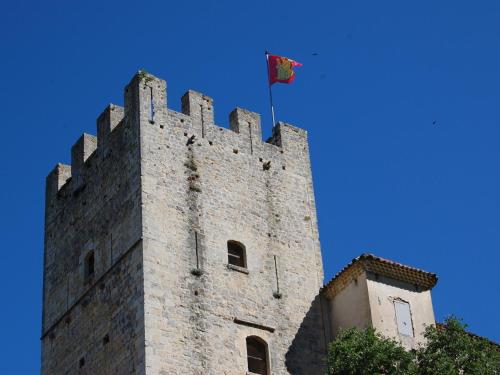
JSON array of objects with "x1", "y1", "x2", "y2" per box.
[
  {"x1": 42, "y1": 92, "x2": 145, "y2": 374},
  {"x1": 42, "y1": 71, "x2": 328, "y2": 375},
  {"x1": 133, "y1": 73, "x2": 328, "y2": 374}
]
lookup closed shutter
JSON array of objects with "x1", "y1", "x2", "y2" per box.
[{"x1": 394, "y1": 300, "x2": 414, "y2": 337}]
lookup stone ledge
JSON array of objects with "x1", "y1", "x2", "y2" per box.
[
  {"x1": 227, "y1": 264, "x2": 249, "y2": 274},
  {"x1": 234, "y1": 317, "x2": 275, "y2": 333}
]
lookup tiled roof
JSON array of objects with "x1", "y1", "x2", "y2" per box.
[{"x1": 322, "y1": 253, "x2": 438, "y2": 299}]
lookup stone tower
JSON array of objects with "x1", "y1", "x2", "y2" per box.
[{"x1": 41, "y1": 72, "x2": 328, "y2": 374}]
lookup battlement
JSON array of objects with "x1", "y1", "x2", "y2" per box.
[
  {"x1": 47, "y1": 71, "x2": 310, "y2": 196},
  {"x1": 42, "y1": 71, "x2": 324, "y2": 375}
]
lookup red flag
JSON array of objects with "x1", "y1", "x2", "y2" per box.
[{"x1": 267, "y1": 54, "x2": 302, "y2": 85}]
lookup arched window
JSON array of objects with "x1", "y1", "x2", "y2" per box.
[
  {"x1": 246, "y1": 336, "x2": 268, "y2": 375},
  {"x1": 227, "y1": 240, "x2": 246, "y2": 268},
  {"x1": 84, "y1": 251, "x2": 95, "y2": 280}
]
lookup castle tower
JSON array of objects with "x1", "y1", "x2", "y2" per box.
[{"x1": 42, "y1": 72, "x2": 328, "y2": 374}]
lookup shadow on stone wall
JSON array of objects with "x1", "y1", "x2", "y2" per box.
[{"x1": 285, "y1": 294, "x2": 330, "y2": 375}]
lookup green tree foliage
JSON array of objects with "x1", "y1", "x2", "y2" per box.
[
  {"x1": 416, "y1": 316, "x2": 500, "y2": 375},
  {"x1": 327, "y1": 327, "x2": 414, "y2": 375},
  {"x1": 327, "y1": 317, "x2": 499, "y2": 375}
]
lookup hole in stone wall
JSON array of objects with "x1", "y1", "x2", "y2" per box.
[
  {"x1": 81, "y1": 296, "x2": 91, "y2": 308},
  {"x1": 259, "y1": 157, "x2": 263, "y2": 162},
  {"x1": 160, "y1": 125, "x2": 164, "y2": 129},
  {"x1": 194, "y1": 290, "x2": 199, "y2": 296},
  {"x1": 191, "y1": 268, "x2": 203, "y2": 276},
  {"x1": 282, "y1": 166, "x2": 286, "y2": 170},
  {"x1": 79, "y1": 357, "x2": 85, "y2": 368},
  {"x1": 233, "y1": 149, "x2": 238, "y2": 154},
  {"x1": 184, "y1": 132, "x2": 188, "y2": 136},
  {"x1": 103, "y1": 334, "x2": 110, "y2": 345},
  {"x1": 209, "y1": 141, "x2": 213, "y2": 146}
]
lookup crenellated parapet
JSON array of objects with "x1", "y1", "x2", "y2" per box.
[
  {"x1": 181, "y1": 90, "x2": 214, "y2": 135},
  {"x1": 45, "y1": 163, "x2": 71, "y2": 202},
  {"x1": 71, "y1": 133, "x2": 97, "y2": 184},
  {"x1": 42, "y1": 70, "x2": 325, "y2": 375},
  {"x1": 229, "y1": 107, "x2": 262, "y2": 155},
  {"x1": 96, "y1": 104, "x2": 125, "y2": 150},
  {"x1": 46, "y1": 71, "x2": 310, "y2": 198}
]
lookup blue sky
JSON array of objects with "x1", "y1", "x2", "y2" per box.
[{"x1": 1, "y1": 0, "x2": 499, "y2": 373}]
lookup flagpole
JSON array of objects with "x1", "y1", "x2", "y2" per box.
[{"x1": 265, "y1": 51, "x2": 276, "y2": 128}]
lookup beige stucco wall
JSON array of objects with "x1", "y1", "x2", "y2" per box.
[
  {"x1": 366, "y1": 272, "x2": 435, "y2": 349},
  {"x1": 329, "y1": 271, "x2": 372, "y2": 338}
]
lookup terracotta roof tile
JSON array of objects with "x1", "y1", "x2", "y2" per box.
[{"x1": 322, "y1": 253, "x2": 438, "y2": 299}]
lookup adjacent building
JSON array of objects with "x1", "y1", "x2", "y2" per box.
[{"x1": 322, "y1": 253, "x2": 437, "y2": 349}]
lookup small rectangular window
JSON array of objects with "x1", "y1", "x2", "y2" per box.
[{"x1": 394, "y1": 300, "x2": 414, "y2": 337}]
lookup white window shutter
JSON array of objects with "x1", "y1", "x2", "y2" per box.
[{"x1": 394, "y1": 300, "x2": 414, "y2": 337}]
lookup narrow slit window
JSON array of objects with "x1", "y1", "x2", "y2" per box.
[
  {"x1": 227, "y1": 240, "x2": 246, "y2": 268},
  {"x1": 84, "y1": 251, "x2": 95, "y2": 280},
  {"x1": 246, "y1": 336, "x2": 268, "y2": 375},
  {"x1": 149, "y1": 86, "x2": 155, "y2": 122},
  {"x1": 394, "y1": 300, "x2": 414, "y2": 337}
]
